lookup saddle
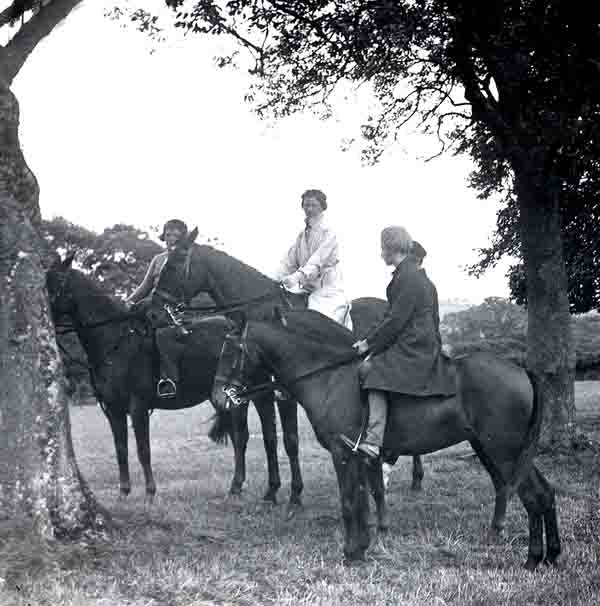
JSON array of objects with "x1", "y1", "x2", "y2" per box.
[{"x1": 357, "y1": 353, "x2": 458, "y2": 399}]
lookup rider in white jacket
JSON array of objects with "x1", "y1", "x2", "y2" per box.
[{"x1": 275, "y1": 189, "x2": 351, "y2": 329}]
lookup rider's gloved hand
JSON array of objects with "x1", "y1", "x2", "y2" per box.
[
  {"x1": 352, "y1": 339, "x2": 370, "y2": 356},
  {"x1": 282, "y1": 271, "x2": 303, "y2": 290}
]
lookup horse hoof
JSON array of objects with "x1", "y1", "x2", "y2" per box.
[
  {"x1": 378, "y1": 522, "x2": 390, "y2": 535},
  {"x1": 226, "y1": 492, "x2": 243, "y2": 505},
  {"x1": 285, "y1": 502, "x2": 303, "y2": 521},
  {"x1": 262, "y1": 493, "x2": 277, "y2": 505},
  {"x1": 544, "y1": 553, "x2": 560, "y2": 567},
  {"x1": 342, "y1": 554, "x2": 366, "y2": 567},
  {"x1": 524, "y1": 556, "x2": 542, "y2": 571},
  {"x1": 486, "y1": 528, "x2": 504, "y2": 544}
]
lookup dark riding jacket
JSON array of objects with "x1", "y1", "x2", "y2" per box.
[{"x1": 362, "y1": 257, "x2": 456, "y2": 396}]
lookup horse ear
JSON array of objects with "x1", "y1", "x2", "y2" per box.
[
  {"x1": 274, "y1": 305, "x2": 288, "y2": 328},
  {"x1": 62, "y1": 250, "x2": 76, "y2": 270},
  {"x1": 188, "y1": 227, "x2": 199, "y2": 244}
]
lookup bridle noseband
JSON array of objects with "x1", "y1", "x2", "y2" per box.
[{"x1": 214, "y1": 324, "x2": 252, "y2": 410}]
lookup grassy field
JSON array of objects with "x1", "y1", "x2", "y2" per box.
[{"x1": 2, "y1": 385, "x2": 600, "y2": 606}]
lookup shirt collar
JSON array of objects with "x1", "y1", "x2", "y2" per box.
[
  {"x1": 392, "y1": 256, "x2": 414, "y2": 276},
  {"x1": 305, "y1": 212, "x2": 325, "y2": 229}
]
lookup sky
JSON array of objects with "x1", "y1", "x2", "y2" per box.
[{"x1": 11, "y1": 0, "x2": 514, "y2": 303}]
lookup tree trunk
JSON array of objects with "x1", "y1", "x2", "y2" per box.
[
  {"x1": 515, "y1": 166, "x2": 576, "y2": 449},
  {"x1": 0, "y1": 81, "x2": 110, "y2": 538}
]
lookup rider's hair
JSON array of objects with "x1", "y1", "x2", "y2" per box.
[
  {"x1": 301, "y1": 189, "x2": 327, "y2": 211},
  {"x1": 410, "y1": 240, "x2": 427, "y2": 264},
  {"x1": 160, "y1": 219, "x2": 188, "y2": 241},
  {"x1": 381, "y1": 226, "x2": 413, "y2": 256}
]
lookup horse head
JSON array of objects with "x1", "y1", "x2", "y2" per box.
[
  {"x1": 211, "y1": 313, "x2": 259, "y2": 411},
  {"x1": 153, "y1": 227, "x2": 211, "y2": 307},
  {"x1": 46, "y1": 251, "x2": 77, "y2": 322}
]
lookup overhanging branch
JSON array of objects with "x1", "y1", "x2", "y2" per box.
[{"x1": 1, "y1": 0, "x2": 84, "y2": 85}]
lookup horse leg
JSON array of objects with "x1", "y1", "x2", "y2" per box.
[
  {"x1": 411, "y1": 455, "x2": 424, "y2": 491},
  {"x1": 252, "y1": 395, "x2": 281, "y2": 504},
  {"x1": 277, "y1": 398, "x2": 304, "y2": 519},
  {"x1": 366, "y1": 461, "x2": 389, "y2": 534},
  {"x1": 470, "y1": 440, "x2": 509, "y2": 539},
  {"x1": 228, "y1": 404, "x2": 249, "y2": 498},
  {"x1": 332, "y1": 448, "x2": 370, "y2": 563},
  {"x1": 518, "y1": 465, "x2": 561, "y2": 569},
  {"x1": 103, "y1": 406, "x2": 130, "y2": 499},
  {"x1": 130, "y1": 398, "x2": 156, "y2": 505}
]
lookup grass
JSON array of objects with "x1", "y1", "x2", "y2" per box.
[{"x1": 2, "y1": 385, "x2": 600, "y2": 606}]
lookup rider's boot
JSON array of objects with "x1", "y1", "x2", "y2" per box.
[{"x1": 340, "y1": 389, "x2": 387, "y2": 461}]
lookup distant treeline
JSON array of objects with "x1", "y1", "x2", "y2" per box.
[{"x1": 441, "y1": 297, "x2": 600, "y2": 379}]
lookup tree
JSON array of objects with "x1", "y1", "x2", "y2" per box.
[
  {"x1": 0, "y1": 1, "x2": 110, "y2": 539},
  {"x1": 470, "y1": 192, "x2": 600, "y2": 314},
  {"x1": 42, "y1": 217, "x2": 163, "y2": 297},
  {"x1": 136, "y1": 0, "x2": 600, "y2": 447}
]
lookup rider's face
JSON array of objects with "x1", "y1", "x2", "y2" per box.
[
  {"x1": 302, "y1": 197, "x2": 323, "y2": 219},
  {"x1": 164, "y1": 228, "x2": 183, "y2": 251},
  {"x1": 381, "y1": 245, "x2": 394, "y2": 266}
]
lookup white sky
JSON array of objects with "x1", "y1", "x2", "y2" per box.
[{"x1": 12, "y1": 0, "x2": 513, "y2": 303}]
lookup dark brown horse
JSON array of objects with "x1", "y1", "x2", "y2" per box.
[
  {"x1": 211, "y1": 310, "x2": 560, "y2": 568},
  {"x1": 45, "y1": 255, "x2": 300, "y2": 509},
  {"x1": 151, "y1": 237, "x2": 426, "y2": 501}
]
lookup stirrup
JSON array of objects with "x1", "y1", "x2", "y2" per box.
[
  {"x1": 157, "y1": 378, "x2": 177, "y2": 399},
  {"x1": 339, "y1": 434, "x2": 380, "y2": 462},
  {"x1": 340, "y1": 433, "x2": 361, "y2": 453}
]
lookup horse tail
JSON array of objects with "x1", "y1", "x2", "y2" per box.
[
  {"x1": 208, "y1": 409, "x2": 231, "y2": 445},
  {"x1": 506, "y1": 368, "x2": 544, "y2": 494}
]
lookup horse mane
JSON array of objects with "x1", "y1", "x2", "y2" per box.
[
  {"x1": 193, "y1": 244, "x2": 276, "y2": 287},
  {"x1": 67, "y1": 268, "x2": 128, "y2": 317},
  {"x1": 272, "y1": 310, "x2": 356, "y2": 356}
]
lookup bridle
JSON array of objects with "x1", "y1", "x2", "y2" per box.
[
  {"x1": 214, "y1": 322, "x2": 362, "y2": 411},
  {"x1": 48, "y1": 269, "x2": 147, "y2": 407},
  {"x1": 153, "y1": 245, "x2": 299, "y2": 319}
]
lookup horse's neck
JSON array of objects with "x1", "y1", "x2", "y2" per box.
[
  {"x1": 203, "y1": 248, "x2": 277, "y2": 311},
  {"x1": 254, "y1": 323, "x2": 336, "y2": 386},
  {"x1": 71, "y1": 278, "x2": 128, "y2": 359}
]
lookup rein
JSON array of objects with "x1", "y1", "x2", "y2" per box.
[
  {"x1": 225, "y1": 336, "x2": 362, "y2": 402},
  {"x1": 155, "y1": 283, "x2": 293, "y2": 316}
]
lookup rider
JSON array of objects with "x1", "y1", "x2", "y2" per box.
[
  {"x1": 126, "y1": 219, "x2": 189, "y2": 398},
  {"x1": 275, "y1": 188, "x2": 352, "y2": 328},
  {"x1": 340, "y1": 226, "x2": 456, "y2": 460}
]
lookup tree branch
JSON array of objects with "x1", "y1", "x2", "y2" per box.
[
  {"x1": 1, "y1": 0, "x2": 84, "y2": 85},
  {"x1": 0, "y1": 4, "x2": 19, "y2": 29}
]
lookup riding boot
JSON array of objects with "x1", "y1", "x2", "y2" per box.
[
  {"x1": 272, "y1": 375, "x2": 292, "y2": 402},
  {"x1": 156, "y1": 327, "x2": 182, "y2": 398},
  {"x1": 361, "y1": 389, "x2": 388, "y2": 456},
  {"x1": 340, "y1": 389, "x2": 388, "y2": 460}
]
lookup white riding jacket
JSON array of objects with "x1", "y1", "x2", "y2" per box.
[{"x1": 275, "y1": 213, "x2": 352, "y2": 329}]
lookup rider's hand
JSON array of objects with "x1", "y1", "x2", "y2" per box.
[
  {"x1": 352, "y1": 339, "x2": 370, "y2": 355},
  {"x1": 282, "y1": 272, "x2": 302, "y2": 289}
]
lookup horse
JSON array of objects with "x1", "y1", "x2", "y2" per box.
[
  {"x1": 211, "y1": 310, "x2": 560, "y2": 568},
  {"x1": 151, "y1": 235, "x2": 426, "y2": 503},
  {"x1": 45, "y1": 253, "x2": 301, "y2": 511}
]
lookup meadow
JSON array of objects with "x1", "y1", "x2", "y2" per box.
[{"x1": 1, "y1": 384, "x2": 600, "y2": 606}]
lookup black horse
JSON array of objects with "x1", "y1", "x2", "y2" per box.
[
  {"x1": 212, "y1": 310, "x2": 560, "y2": 569},
  {"x1": 46, "y1": 254, "x2": 301, "y2": 510},
  {"x1": 151, "y1": 234, "x2": 426, "y2": 502}
]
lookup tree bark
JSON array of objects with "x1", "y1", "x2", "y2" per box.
[
  {"x1": 0, "y1": 80, "x2": 110, "y2": 537},
  {"x1": 515, "y1": 164, "x2": 576, "y2": 449}
]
